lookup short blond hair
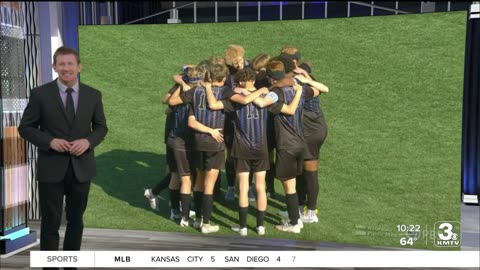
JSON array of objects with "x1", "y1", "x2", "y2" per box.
[
  {"x1": 209, "y1": 56, "x2": 226, "y2": 66},
  {"x1": 267, "y1": 60, "x2": 285, "y2": 73},
  {"x1": 224, "y1": 45, "x2": 245, "y2": 65},
  {"x1": 280, "y1": 45, "x2": 300, "y2": 55},
  {"x1": 251, "y1": 53, "x2": 271, "y2": 71},
  {"x1": 209, "y1": 64, "x2": 229, "y2": 82}
]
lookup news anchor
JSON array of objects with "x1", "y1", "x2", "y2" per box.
[{"x1": 18, "y1": 46, "x2": 108, "y2": 258}]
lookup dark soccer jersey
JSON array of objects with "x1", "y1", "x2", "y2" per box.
[
  {"x1": 304, "y1": 109, "x2": 326, "y2": 138},
  {"x1": 231, "y1": 91, "x2": 270, "y2": 160},
  {"x1": 167, "y1": 102, "x2": 192, "y2": 150},
  {"x1": 302, "y1": 93, "x2": 326, "y2": 138},
  {"x1": 255, "y1": 75, "x2": 276, "y2": 151},
  {"x1": 180, "y1": 85, "x2": 233, "y2": 151},
  {"x1": 164, "y1": 84, "x2": 180, "y2": 144},
  {"x1": 303, "y1": 94, "x2": 320, "y2": 114},
  {"x1": 224, "y1": 61, "x2": 249, "y2": 149},
  {"x1": 298, "y1": 75, "x2": 327, "y2": 138},
  {"x1": 164, "y1": 113, "x2": 172, "y2": 144},
  {"x1": 268, "y1": 86, "x2": 306, "y2": 150},
  {"x1": 299, "y1": 73, "x2": 322, "y2": 115}
]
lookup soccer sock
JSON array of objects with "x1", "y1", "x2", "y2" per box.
[
  {"x1": 180, "y1": 193, "x2": 191, "y2": 219},
  {"x1": 226, "y1": 157, "x2": 236, "y2": 188},
  {"x1": 239, "y1": 207, "x2": 248, "y2": 228},
  {"x1": 256, "y1": 210, "x2": 266, "y2": 227},
  {"x1": 193, "y1": 191, "x2": 203, "y2": 218},
  {"x1": 152, "y1": 173, "x2": 171, "y2": 196},
  {"x1": 305, "y1": 171, "x2": 319, "y2": 210},
  {"x1": 285, "y1": 193, "x2": 300, "y2": 225},
  {"x1": 202, "y1": 194, "x2": 214, "y2": 224},
  {"x1": 296, "y1": 173, "x2": 307, "y2": 206},
  {"x1": 169, "y1": 188, "x2": 180, "y2": 210}
]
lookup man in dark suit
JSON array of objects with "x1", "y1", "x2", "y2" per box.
[{"x1": 18, "y1": 46, "x2": 108, "y2": 253}]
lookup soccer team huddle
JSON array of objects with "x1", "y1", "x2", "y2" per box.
[{"x1": 144, "y1": 45, "x2": 329, "y2": 236}]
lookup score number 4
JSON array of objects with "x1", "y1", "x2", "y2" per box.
[{"x1": 276, "y1": 256, "x2": 296, "y2": 262}]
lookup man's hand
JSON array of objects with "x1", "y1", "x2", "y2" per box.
[
  {"x1": 69, "y1": 139, "x2": 91, "y2": 156},
  {"x1": 233, "y1": 87, "x2": 245, "y2": 94},
  {"x1": 209, "y1": 128, "x2": 224, "y2": 143},
  {"x1": 50, "y1": 138, "x2": 71, "y2": 153},
  {"x1": 294, "y1": 67, "x2": 313, "y2": 80},
  {"x1": 203, "y1": 82, "x2": 212, "y2": 89},
  {"x1": 182, "y1": 83, "x2": 191, "y2": 91},
  {"x1": 293, "y1": 67, "x2": 307, "y2": 75},
  {"x1": 294, "y1": 74, "x2": 309, "y2": 84}
]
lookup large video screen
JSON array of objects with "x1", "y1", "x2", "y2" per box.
[{"x1": 78, "y1": 11, "x2": 466, "y2": 250}]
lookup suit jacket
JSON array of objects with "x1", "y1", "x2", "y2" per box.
[{"x1": 18, "y1": 79, "x2": 108, "y2": 183}]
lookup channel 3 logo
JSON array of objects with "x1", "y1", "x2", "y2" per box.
[{"x1": 434, "y1": 221, "x2": 461, "y2": 247}]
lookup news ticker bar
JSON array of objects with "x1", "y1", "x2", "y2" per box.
[{"x1": 30, "y1": 251, "x2": 479, "y2": 268}]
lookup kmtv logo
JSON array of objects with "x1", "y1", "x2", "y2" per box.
[{"x1": 434, "y1": 222, "x2": 461, "y2": 247}]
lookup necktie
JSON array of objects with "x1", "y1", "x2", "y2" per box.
[{"x1": 66, "y1": 88, "x2": 75, "y2": 123}]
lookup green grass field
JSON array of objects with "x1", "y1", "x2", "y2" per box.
[{"x1": 78, "y1": 11, "x2": 466, "y2": 249}]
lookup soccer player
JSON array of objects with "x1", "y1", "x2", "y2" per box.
[
  {"x1": 223, "y1": 45, "x2": 256, "y2": 203},
  {"x1": 173, "y1": 59, "x2": 226, "y2": 199},
  {"x1": 230, "y1": 68, "x2": 278, "y2": 236},
  {"x1": 207, "y1": 68, "x2": 277, "y2": 236},
  {"x1": 266, "y1": 59, "x2": 319, "y2": 233},
  {"x1": 143, "y1": 82, "x2": 180, "y2": 212},
  {"x1": 169, "y1": 64, "x2": 229, "y2": 232},
  {"x1": 165, "y1": 66, "x2": 204, "y2": 226},
  {"x1": 250, "y1": 53, "x2": 278, "y2": 198},
  {"x1": 281, "y1": 46, "x2": 329, "y2": 223}
]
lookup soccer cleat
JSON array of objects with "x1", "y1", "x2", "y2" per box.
[
  {"x1": 280, "y1": 217, "x2": 304, "y2": 229},
  {"x1": 180, "y1": 217, "x2": 189, "y2": 227},
  {"x1": 301, "y1": 210, "x2": 319, "y2": 223},
  {"x1": 275, "y1": 223, "x2": 301, "y2": 233},
  {"x1": 201, "y1": 223, "x2": 220, "y2": 234},
  {"x1": 144, "y1": 189, "x2": 158, "y2": 211},
  {"x1": 248, "y1": 186, "x2": 256, "y2": 202},
  {"x1": 170, "y1": 208, "x2": 182, "y2": 220},
  {"x1": 297, "y1": 218, "x2": 304, "y2": 229},
  {"x1": 224, "y1": 187, "x2": 236, "y2": 202},
  {"x1": 256, "y1": 226, "x2": 266, "y2": 236},
  {"x1": 193, "y1": 218, "x2": 203, "y2": 229},
  {"x1": 303, "y1": 205, "x2": 319, "y2": 215},
  {"x1": 298, "y1": 212, "x2": 304, "y2": 221},
  {"x1": 231, "y1": 226, "x2": 248, "y2": 236}
]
